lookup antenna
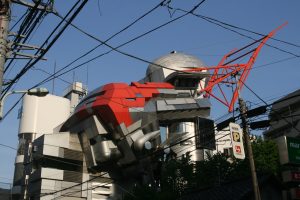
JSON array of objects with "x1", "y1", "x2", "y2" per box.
[
  {"x1": 86, "y1": 64, "x2": 89, "y2": 91},
  {"x1": 72, "y1": 71, "x2": 75, "y2": 83},
  {"x1": 52, "y1": 61, "x2": 56, "y2": 94}
]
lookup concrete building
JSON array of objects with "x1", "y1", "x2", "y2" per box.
[
  {"x1": 263, "y1": 89, "x2": 300, "y2": 200},
  {"x1": 12, "y1": 93, "x2": 71, "y2": 199},
  {"x1": 11, "y1": 82, "x2": 118, "y2": 200},
  {"x1": 264, "y1": 89, "x2": 300, "y2": 139}
]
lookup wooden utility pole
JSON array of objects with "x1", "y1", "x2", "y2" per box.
[
  {"x1": 238, "y1": 97, "x2": 261, "y2": 200},
  {"x1": 234, "y1": 73, "x2": 260, "y2": 200},
  {"x1": 0, "y1": 0, "x2": 10, "y2": 96}
]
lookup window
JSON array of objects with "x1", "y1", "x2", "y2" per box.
[
  {"x1": 224, "y1": 147, "x2": 233, "y2": 156},
  {"x1": 168, "y1": 123, "x2": 186, "y2": 134}
]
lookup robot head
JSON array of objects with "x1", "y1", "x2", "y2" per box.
[{"x1": 145, "y1": 51, "x2": 206, "y2": 83}]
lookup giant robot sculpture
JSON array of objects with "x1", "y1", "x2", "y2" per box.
[{"x1": 59, "y1": 52, "x2": 212, "y2": 191}]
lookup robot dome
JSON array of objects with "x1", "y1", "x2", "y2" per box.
[{"x1": 146, "y1": 51, "x2": 206, "y2": 82}]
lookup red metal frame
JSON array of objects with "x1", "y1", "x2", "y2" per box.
[{"x1": 185, "y1": 23, "x2": 287, "y2": 112}]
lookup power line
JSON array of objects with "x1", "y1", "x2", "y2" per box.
[
  {"x1": 4, "y1": 0, "x2": 46, "y2": 74},
  {"x1": 46, "y1": 0, "x2": 168, "y2": 87},
  {"x1": 0, "y1": 105, "x2": 234, "y2": 198},
  {"x1": 251, "y1": 56, "x2": 299, "y2": 70},
  {"x1": 2, "y1": 0, "x2": 81, "y2": 94},
  {"x1": 0, "y1": 143, "x2": 17, "y2": 151},
  {"x1": 242, "y1": 81, "x2": 300, "y2": 133},
  {"x1": 165, "y1": 5, "x2": 300, "y2": 57},
  {"x1": 38, "y1": 123, "x2": 226, "y2": 198},
  {"x1": 1, "y1": 85, "x2": 298, "y2": 189},
  {"x1": 2, "y1": 0, "x2": 88, "y2": 99},
  {"x1": 29, "y1": 0, "x2": 205, "y2": 93},
  {"x1": 2, "y1": 38, "x2": 295, "y2": 122},
  {"x1": 3, "y1": 1, "x2": 296, "y2": 130},
  {"x1": 9, "y1": 10, "x2": 28, "y2": 32},
  {"x1": 197, "y1": 16, "x2": 300, "y2": 48},
  {"x1": 7, "y1": 0, "x2": 171, "y2": 93},
  {"x1": 31, "y1": 0, "x2": 207, "y2": 90},
  {"x1": 0, "y1": 176, "x2": 12, "y2": 181},
  {"x1": 31, "y1": 67, "x2": 73, "y2": 85},
  {"x1": 4, "y1": 9, "x2": 49, "y2": 77}
]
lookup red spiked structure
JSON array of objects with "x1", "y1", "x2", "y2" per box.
[{"x1": 185, "y1": 23, "x2": 287, "y2": 112}]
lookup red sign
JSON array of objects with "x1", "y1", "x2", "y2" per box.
[
  {"x1": 292, "y1": 172, "x2": 300, "y2": 181},
  {"x1": 235, "y1": 146, "x2": 241, "y2": 154}
]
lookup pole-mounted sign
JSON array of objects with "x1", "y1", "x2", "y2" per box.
[{"x1": 229, "y1": 122, "x2": 245, "y2": 159}]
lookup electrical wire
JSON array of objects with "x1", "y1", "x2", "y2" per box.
[
  {"x1": 241, "y1": 81, "x2": 300, "y2": 133},
  {"x1": 0, "y1": 143, "x2": 17, "y2": 151},
  {"x1": 0, "y1": 98, "x2": 288, "y2": 198},
  {"x1": 9, "y1": 10, "x2": 28, "y2": 32},
  {"x1": 39, "y1": 0, "x2": 168, "y2": 88},
  {"x1": 1, "y1": 1, "x2": 298, "y2": 197},
  {"x1": 2, "y1": 0, "x2": 88, "y2": 99},
  {"x1": 165, "y1": 5, "x2": 300, "y2": 55},
  {"x1": 195, "y1": 15, "x2": 300, "y2": 49},
  {"x1": 3, "y1": 0, "x2": 79, "y2": 88},
  {"x1": 3, "y1": 0, "x2": 168, "y2": 101},
  {"x1": 1, "y1": 85, "x2": 298, "y2": 200},
  {"x1": 251, "y1": 56, "x2": 300, "y2": 70},
  {"x1": 1, "y1": 38, "x2": 295, "y2": 122},
  {"x1": 4, "y1": 9, "x2": 49, "y2": 76},
  {"x1": 0, "y1": 176, "x2": 12, "y2": 181},
  {"x1": 4, "y1": 0, "x2": 43, "y2": 73},
  {"x1": 31, "y1": 0, "x2": 206, "y2": 91},
  {"x1": 36, "y1": 122, "x2": 227, "y2": 199},
  {"x1": 31, "y1": 67, "x2": 73, "y2": 85},
  {"x1": 0, "y1": 108, "x2": 234, "y2": 198}
]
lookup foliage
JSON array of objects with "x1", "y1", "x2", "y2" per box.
[
  {"x1": 124, "y1": 139, "x2": 280, "y2": 200},
  {"x1": 252, "y1": 138, "x2": 280, "y2": 176}
]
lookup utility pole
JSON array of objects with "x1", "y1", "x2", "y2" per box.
[
  {"x1": 239, "y1": 97, "x2": 261, "y2": 200},
  {"x1": 236, "y1": 73, "x2": 261, "y2": 200},
  {"x1": 0, "y1": 0, "x2": 10, "y2": 96},
  {"x1": 0, "y1": 0, "x2": 53, "y2": 97}
]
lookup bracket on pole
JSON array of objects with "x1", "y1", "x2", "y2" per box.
[{"x1": 11, "y1": 0, "x2": 56, "y2": 13}]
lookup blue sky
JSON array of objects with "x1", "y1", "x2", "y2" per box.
[{"x1": 0, "y1": 0, "x2": 299, "y2": 183}]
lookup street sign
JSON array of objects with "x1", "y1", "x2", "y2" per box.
[{"x1": 229, "y1": 122, "x2": 245, "y2": 159}]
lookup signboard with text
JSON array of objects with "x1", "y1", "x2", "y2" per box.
[
  {"x1": 287, "y1": 137, "x2": 300, "y2": 165},
  {"x1": 229, "y1": 122, "x2": 245, "y2": 159},
  {"x1": 276, "y1": 136, "x2": 300, "y2": 165}
]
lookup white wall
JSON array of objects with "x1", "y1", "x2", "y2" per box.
[{"x1": 18, "y1": 94, "x2": 70, "y2": 139}]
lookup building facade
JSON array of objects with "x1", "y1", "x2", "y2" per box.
[
  {"x1": 264, "y1": 89, "x2": 300, "y2": 139},
  {"x1": 264, "y1": 89, "x2": 300, "y2": 200},
  {"x1": 12, "y1": 53, "x2": 216, "y2": 199}
]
